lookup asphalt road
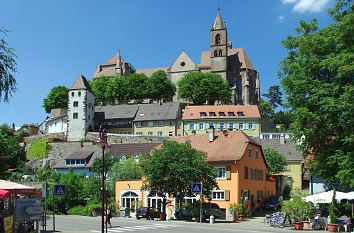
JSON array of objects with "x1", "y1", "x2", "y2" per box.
[{"x1": 41, "y1": 215, "x2": 316, "y2": 233}]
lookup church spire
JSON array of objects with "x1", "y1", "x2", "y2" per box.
[{"x1": 212, "y1": 8, "x2": 225, "y2": 30}]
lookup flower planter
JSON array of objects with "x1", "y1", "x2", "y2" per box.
[
  {"x1": 239, "y1": 215, "x2": 246, "y2": 221},
  {"x1": 327, "y1": 223, "x2": 339, "y2": 232},
  {"x1": 160, "y1": 212, "x2": 166, "y2": 221},
  {"x1": 303, "y1": 221, "x2": 311, "y2": 229},
  {"x1": 294, "y1": 222, "x2": 304, "y2": 230}
]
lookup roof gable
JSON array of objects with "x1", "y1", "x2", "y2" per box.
[
  {"x1": 168, "y1": 50, "x2": 199, "y2": 73},
  {"x1": 70, "y1": 75, "x2": 93, "y2": 93}
]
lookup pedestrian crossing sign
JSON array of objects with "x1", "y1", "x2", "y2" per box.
[
  {"x1": 54, "y1": 185, "x2": 66, "y2": 196},
  {"x1": 192, "y1": 183, "x2": 202, "y2": 193}
]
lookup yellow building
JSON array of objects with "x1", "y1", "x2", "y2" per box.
[
  {"x1": 259, "y1": 134, "x2": 304, "y2": 190},
  {"x1": 133, "y1": 102, "x2": 182, "y2": 137},
  {"x1": 182, "y1": 105, "x2": 261, "y2": 138}
]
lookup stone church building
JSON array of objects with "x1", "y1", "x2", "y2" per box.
[{"x1": 94, "y1": 9, "x2": 260, "y2": 105}]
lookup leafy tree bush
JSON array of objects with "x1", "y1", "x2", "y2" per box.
[
  {"x1": 263, "y1": 148, "x2": 288, "y2": 175},
  {"x1": 146, "y1": 70, "x2": 176, "y2": 103},
  {"x1": 141, "y1": 140, "x2": 218, "y2": 213},
  {"x1": 279, "y1": 0, "x2": 354, "y2": 188},
  {"x1": 27, "y1": 139, "x2": 51, "y2": 160},
  {"x1": 177, "y1": 72, "x2": 232, "y2": 104},
  {"x1": 43, "y1": 86, "x2": 68, "y2": 113},
  {"x1": 0, "y1": 124, "x2": 26, "y2": 179},
  {"x1": 0, "y1": 27, "x2": 17, "y2": 103}
]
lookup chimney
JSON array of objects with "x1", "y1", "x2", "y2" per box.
[
  {"x1": 208, "y1": 126, "x2": 215, "y2": 142},
  {"x1": 280, "y1": 134, "x2": 285, "y2": 144}
]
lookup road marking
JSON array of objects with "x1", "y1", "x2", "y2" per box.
[{"x1": 90, "y1": 224, "x2": 179, "y2": 232}]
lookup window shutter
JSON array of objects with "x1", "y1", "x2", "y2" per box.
[
  {"x1": 225, "y1": 190, "x2": 230, "y2": 201},
  {"x1": 226, "y1": 166, "x2": 231, "y2": 180}
]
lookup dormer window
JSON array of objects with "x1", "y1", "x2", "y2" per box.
[
  {"x1": 200, "y1": 112, "x2": 207, "y2": 117},
  {"x1": 228, "y1": 112, "x2": 235, "y2": 117},
  {"x1": 209, "y1": 112, "x2": 216, "y2": 117},
  {"x1": 219, "y1": 112, "x2": 225, "y2": 117},
  {"x1": 215, "y1": 34, "x2": 221, "y2": 45},
  {"x1": 237, "y1": 111, "x2": 245, "y2": 116}
]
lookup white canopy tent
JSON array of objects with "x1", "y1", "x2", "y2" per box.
[{"x1": 305, "y1": 190, "x2": 354, "y2": 204}]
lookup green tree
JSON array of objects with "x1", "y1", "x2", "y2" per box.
[
  {"x1": 263, "y1": 148, "x2": 288, "y2": 175},
  {"x1": 106, "y1": 76, "x2": 127, "y2": 103},
  {"x1": 273, "y1": 111, "x2": 291, "y2": 129},
  {"x1": 90, "y1": 152, "x2": 118, "y2": 178},
  {"x1": 262, "y1": 85, "x2": 283, "y2": 111},
  {"x1": 141, "y1": 141, "x2": 218, "y2": 212},
  {"x1": 89, "y1": 77, "x2": 111, "y2": 103},
  {"x1": 107, "y1": 157, "x2": 142, "y2": 193},
  {"x1": 259, "y1": 98, "x2": 274, "y2": 117},
  {"x1": 125, "y1": 73, "x2": 148, "y2": 103},
  {"x1": 43, "y1": 86, "x2": 68, "y2": 113},
  {"x1": 279, "y1": 0, "x2": 354, "y2": 188},
  {"x1": 177, "y1": 72, "x2": 232, "y2": 104},
  {"x1": 147, "y1": 70, "x2": 176, "y2": 103},
  {"x1": 0, "y1": 124, "x2": 26, "y2": 179},
  {"x1": 0, "y1": 27, "x2": 17, "y2": 103}
]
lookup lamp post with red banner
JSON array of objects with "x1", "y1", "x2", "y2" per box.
[{"x1": 97, "y1": 125, "x2": 108, "y2": 233}]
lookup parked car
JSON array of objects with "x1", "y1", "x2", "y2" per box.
[
  {"x1": 262, "y1": 195, "x2": 283, "y2": 211},
  {"x1": 174, "y1": 208, "x2": 193, "y2": 220},
  {"x1": 136, "y1": 207, "x2": 161, "y2": 220},
  {"x1": 202, "y1": 203, "x2": 221, "y2": 221}
]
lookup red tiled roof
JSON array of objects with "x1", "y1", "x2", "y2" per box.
[
  {"x1": 182, "y1": 105, "x2": 260, "y2": 120},
  {"x1": 169, "y1": 131, "x2": 258, "y2": 162}
]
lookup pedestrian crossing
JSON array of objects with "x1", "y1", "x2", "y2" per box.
[{"x1": 90, "y1": 224, "x2": 179, "y2": 233}]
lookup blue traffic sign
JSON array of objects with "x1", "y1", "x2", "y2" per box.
[
  {"x1": 192, "y1": 183, "x2": 202, "y2": 193},
  {"x1": 54, "y1": 185, "x2": 66, "y2": 196}
]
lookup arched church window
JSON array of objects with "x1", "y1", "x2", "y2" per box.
[
  {"x1": 215, "y1": 34, "x2": 221, "y2": 45},
  {"x1": 219, "y1": 50, "x2": 223, "y2": 56},
  {"x1": 214, "y1": 50, "x2": 218, "y2": 57}
]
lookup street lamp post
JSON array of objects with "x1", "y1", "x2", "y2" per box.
[{"x1": 97, "y1": 125, "x2": 108, "y2": 233}]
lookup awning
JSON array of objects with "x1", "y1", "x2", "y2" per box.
[
  {"x1": 305, "y1": 190, "x2": 354, "y2": 204},
  {"x1": 0, "y1": 180, "x2": 39, "y2": 196},
  {"x1": 0, "y1": 189, "x2": 10, "y2": 199}
]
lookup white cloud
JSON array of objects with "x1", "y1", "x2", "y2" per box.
[
  {"x1": 281, "y1": 0, "x2": 331, "y2": 13},
  {"x1": 278, "y1": 15, "x2": 285, "y2": 22}
]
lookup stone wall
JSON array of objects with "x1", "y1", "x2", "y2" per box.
[{"x1": 86, "y1": 132, "x2": 166, "y2": 144}]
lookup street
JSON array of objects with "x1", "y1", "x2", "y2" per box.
[{"x1": 41, "y1": 215, "x2": 317, "y2": 233}]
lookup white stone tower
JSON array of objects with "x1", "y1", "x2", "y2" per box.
[{"x1": 67, "y1": 75, "x2": 95, "y2": 141}]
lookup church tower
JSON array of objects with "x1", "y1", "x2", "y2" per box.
[
  {"x1": 210, "y1": 9, "x2": 228, "y2": 81},
  {"x1": 67, "y1": 75, "x2": 95, "y2": 141}
]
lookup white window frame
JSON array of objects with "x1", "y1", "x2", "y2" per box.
[
  {"x1": 238, "y1": 122, "x2": 244, "y2": 130},
  {"x1": 136, "y1": 132, "x2": 143, "y2": 136},
  {"x1": 229, "y1": 123, "x2": 234, "y2": 129},
  {"x1": 215, "y1": 166, "x2": 226, "y2": 179},
  {"x1": 147, "y1": 121, "x2": 154, "y2": 127},
  {"x1": 219, "y1": 122, "x2": 225, "y2": 130},
  {"x1": 136, "y1": 122, "x2": 142, "y2": 128},
  {"x1": 157, "y1": 121, "x2": 163, "y2": 127},
  {"x1": 212, "y1": 190, "x2": 225, "y2": 200},
  {"x1": 189, "y1": 123, "x2": 195, "y2": 130},
  {"x1": 157, "y1": 131, "x2": 163, "y2": 136},
  {"x1": 248, "y1": 122, "x2": 254, "y2": 130},
  {"x1": 148, "y1": 132, "x2": 153, "y2": 136},
  {"x1": 168, "y1": 131, "x2": 173, "y2": 137},
  {"x1": 199, "y1": 123, "x2": 204, "y2": 130}
]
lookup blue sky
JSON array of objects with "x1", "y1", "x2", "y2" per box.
[{"x1": 0, "y1": 0, "x2": 334, "y2": 126}]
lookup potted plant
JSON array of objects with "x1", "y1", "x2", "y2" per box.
[
  {"x1": 303, "y1": 202, "x2": 315, "y2": 229},
  {"x1": 327, "y1": 189, "x2": 339, "y2": 232},
  {"x1": 229, "y1": 203, "x2": 243, "y2": 223},
  {"x1": 282, "y1": 196, "x2": 308, "y2": 230}
]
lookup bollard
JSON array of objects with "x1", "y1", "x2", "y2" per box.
[{"x1": 210, "y1": 215, "x2": 214, "y2": 224}]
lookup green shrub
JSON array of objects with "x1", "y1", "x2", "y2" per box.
[
  {"x1": 85, "y1": 202, "x2": 101, "y2": 216},
  {"x1": 28, "y1": 139, "x2": 51, "y2": 160},
  {"x1": 68, "y1": 205, "x2": 86, "y2": 216}
]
